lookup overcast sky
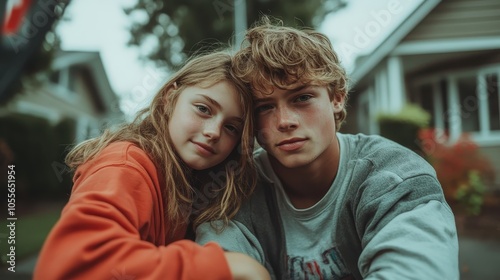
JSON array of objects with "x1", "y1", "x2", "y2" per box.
[{"x1": 56, "y1": 0, "x2": 422, "y2": 116}]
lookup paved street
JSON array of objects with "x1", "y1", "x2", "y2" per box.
[{"x1": 459, "y1": 237, "x2": 500, "y2": 280}]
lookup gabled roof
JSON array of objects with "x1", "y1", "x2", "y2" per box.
[
  {"x1": 350, "y1": 0, "x2": 440, "y2": 86},
  {"x1": 51, "y1": 51, "x2": 122, "y2": 116}
]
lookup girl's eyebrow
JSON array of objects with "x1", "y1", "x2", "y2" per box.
[
  {"x1": 197, "y1": 94, "x2": 221, "y2": 110},
  {"x1": 197, "y1": 94, "x2": 243, "y2": 124},
  {"x1": 232, "y1": 117, "x2": 244, "y2": 125}
]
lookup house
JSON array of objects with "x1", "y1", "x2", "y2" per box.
[
  {"x1": 0, "y1": 50, "x2": 125, "y2": 197},
  {"x1": 345, "y1": 0, "x2": 500, "y2": 189},
  {"x1": 1, "y1": 50, "x2": 125, "y2": 143}
]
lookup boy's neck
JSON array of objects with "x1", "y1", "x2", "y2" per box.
[{"x1": 270, "y1": 140, "x2": 340, "y2": 209}]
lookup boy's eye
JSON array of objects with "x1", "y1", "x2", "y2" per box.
[
  {"x1": 295, "y1": 95, "x2": 312, "y2": 102},
  {"x1": 196, "y1": 104, "x2": 210, "y2": 114},
  {"x1": 255, "y1": 104, "x2": 273, "y2": 113}
]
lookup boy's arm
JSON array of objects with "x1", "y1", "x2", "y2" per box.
[
  {"x1": 225, "y1": 252, "x2": 271, "y2": 280},
  {"x1": 359, "y1": 200, "x2": 459, "y2": 279},
  {"x1": 196, "y1": 220, "x2": 267, "y2": 264},
  {"x1": 353, "y1": 175, "x2": 459, "y2": 279}
]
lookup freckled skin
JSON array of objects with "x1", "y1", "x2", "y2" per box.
[
  {"x1": 169, "y1": 81, "x2": 243, "y2": 170},
  {"x1": 255, "y1": 85, "x2": 343, "y2": 172}
]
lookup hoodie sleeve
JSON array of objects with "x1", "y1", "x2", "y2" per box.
[
  {"x1": 197, "y1": 220, "x2": 266, "y2": 264},
  {"x1": 34, "y1": 143, "x2": 231, "y2": 280},
  {"x1": 353, "y1": 174, "x2": 459, "y2": 280},
  {"x1": 359, "y1": 200, "x2": 459, "y2": 279}
]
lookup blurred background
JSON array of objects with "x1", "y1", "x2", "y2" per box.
[{"x1": 1, "y1": 0, "x2": 499, "y2": 279}]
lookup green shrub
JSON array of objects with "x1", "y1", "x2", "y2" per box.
[
  {"x1": 377, "y1": 104, "x2": 431, "y2": 153},
  {"x1": 455, "y1": 170, "x2": 486, "y2": 216},
  {"x1": 0, "y1": 113, "x2": 75, "y2": 199}
]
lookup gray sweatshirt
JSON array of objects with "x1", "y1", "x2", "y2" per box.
[{"x1": 197, "y1": 133, "x2": 459, "y2": 279}]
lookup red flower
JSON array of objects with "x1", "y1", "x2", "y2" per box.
[{"x1": 418, "y1": 128, "x2": 495, "y2": 200}]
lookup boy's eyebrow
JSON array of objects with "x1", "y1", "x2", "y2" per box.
[{"x1": 254, "y1": 85, "x2": 310, "y2": 103}]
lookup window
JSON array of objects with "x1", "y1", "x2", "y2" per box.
[
  {"x1": 413, "y1": 65, "x2": 500, "y2": 145},
  {"x1": 439, "y1": 79, "x2": 450, "y2": 133},
  {"x1": 418, "y1": 84, "x2": 434, "y2": 125},
  {"x1": 457, "y1": 76, "x2": 480, "y2": 132},
  {"x1": 49, "y1": 71, "x2": 60, "y2": 84},
  {"x1": 487, "y1": 74, "x2": 499, "y2": 130}
]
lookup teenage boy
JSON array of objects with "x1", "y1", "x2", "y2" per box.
[{"x1": 197, "y1": 17, "x2": 459, "y2": 280}]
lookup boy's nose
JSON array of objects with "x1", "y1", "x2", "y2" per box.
[{"x1": 276, "y1": 108, "x2": 298, "y2": 131}]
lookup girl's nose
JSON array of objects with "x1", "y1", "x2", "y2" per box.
[{"x1": 203, "y1": 120, "x2": 221, "y2": 141}]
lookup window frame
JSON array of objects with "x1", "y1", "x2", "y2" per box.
[{"x1": 411, "y1": 64, "x2": 500, "y2": 146}]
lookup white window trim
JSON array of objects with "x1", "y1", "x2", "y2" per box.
[
  {"x1": 393, "y1": 37, "x2": 500, "y2": 56},
  {"x1": 412, "y1": 64, "x2": 500, "y2": 146}
]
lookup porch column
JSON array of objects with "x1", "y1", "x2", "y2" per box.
[
  {"x1": 386, "y1": 56, "x2": 406, "y2": 113},
  {"x1": 375, "y1": 68, "x2": 389, "y2": 112}
]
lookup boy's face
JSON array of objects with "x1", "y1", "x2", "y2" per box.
[{"x1": 253, "y1": 84, "x2": 344, "y2": 169}]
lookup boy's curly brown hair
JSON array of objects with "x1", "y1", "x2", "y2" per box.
[{"x1": 232, "y1": 16, "x2": 349, "y2": 130}]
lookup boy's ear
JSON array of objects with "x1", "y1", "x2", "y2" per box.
[
  {"x1": 331, "y1": 94, "x2": 345, "y2": 113},
  {"x1": 332, "y1": 103, "x2": 343, "y2": 113}
]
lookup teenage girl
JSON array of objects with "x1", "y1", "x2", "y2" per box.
[{"x1": 34, "y1": 51, "x2": 270, "y2": 280}]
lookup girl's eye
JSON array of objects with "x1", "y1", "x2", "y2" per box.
[
  {"x1": 195, "y1": 104, "x2": 210, "y2": 115},
  {"x1": 255, "y1": 104, "x2": 273, "y2": 113},
  {"x1": 225, "y1": 125, "x2": 240, "y2": 135},
  {"x1": 295, "y1": 95, "x2": 312, "y2": 102}
]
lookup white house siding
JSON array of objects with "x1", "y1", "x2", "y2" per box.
[{"x1": 404, "y1": 0, "x2": 500, "y2": 41}]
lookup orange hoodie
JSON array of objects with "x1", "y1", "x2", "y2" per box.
[{"x1": 34, "y1": 142, "x2": 231, "y2": 279}]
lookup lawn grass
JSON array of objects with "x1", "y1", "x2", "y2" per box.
[{"x1": 1, "y1": 206, "x2": 62, "y2": 266}]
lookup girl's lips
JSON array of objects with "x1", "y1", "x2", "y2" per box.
[{"x1": 192, "y1": 141, "x2": 215, "y2": 155}]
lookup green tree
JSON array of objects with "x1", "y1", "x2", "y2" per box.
[{"x1": 124, "y1": 0, "x2": 347, "y2": 69}]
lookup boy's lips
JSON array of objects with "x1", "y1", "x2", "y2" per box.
[{"x1": 276, "y1": 138, "x2": 307, "y2": 151}]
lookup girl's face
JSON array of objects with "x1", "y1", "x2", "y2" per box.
[{"x1": 168, "y1": 81, "x2": 244, "y2": 170}]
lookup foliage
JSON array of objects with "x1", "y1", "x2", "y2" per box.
[
  {"x1": 455, "y1": 171, "x2": 486, "y2": 215},
  {"x1": 0, "y1": 139, "x2": 14, "y2": 169},
  {"x1": 418, "y1": 128, "x2": 495, "y2": 215},
  {"x1": 0, "y1": 113, "x2": 75, "y2": 199},
  {"x1": 378, "y1": 103, "x2": 431, "y2": 153},
  {"x1": 124, "y1": 0, "x2": 347, "y2": 69},
  {"x1": 377, "y1": 103, "x2": 431, "y2": 128}
]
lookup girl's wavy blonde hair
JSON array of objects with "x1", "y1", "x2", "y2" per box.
[
  {"x1": 65, "y1": 50, "x2": 256, "y2": 231},
  {"x1": 233, "y1": 16, "x2": 349, "y2": 130}
]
